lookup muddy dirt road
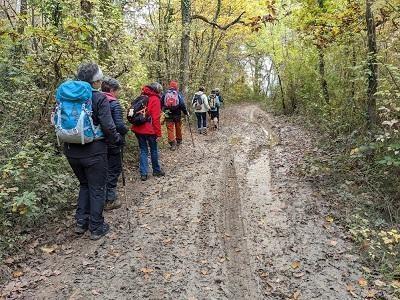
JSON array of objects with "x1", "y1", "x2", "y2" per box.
[{"x1": 1, "y1": 105, "x2": 364, "y2": 299}]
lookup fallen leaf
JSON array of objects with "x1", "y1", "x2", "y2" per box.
[
  {"x1": 12, "y1": 270, "x2": 24, "y2": 278},
  {"x1": 326, "y1": 216, "x2": 334, "y2": 223},
  {"x1": 362, "y1": 266, "x2": 372, "y2": 274},
  {"x1": 53, "y1": 270, "x2": 62, "y2": 276},
  {"x1": 291, "y1": 261, "x2": 301, "y2": 270},
  {"x1": 292, "y1": 290, "x2": 301, "y2": 300},
  {"x1": 373, "y1": 279, "x2": 386, "y2": 287},
  {"x1": 40, "y1": 245, "x2": 57, "y2": 254},
  {"x1": 358, "y1": 277, "x2": 368, "y2": 287},
  {"x1": 293, "y1": 272, "x2": 305, "y2": 278},
  {"x1": 259, "y1": 272, "x2": 268, "y2": 278},
  {"x1": 391, "y1": 280, "x2": 400, "y2": 289},
  {"x1": 134, "y1": 247, "x2": 141, "y2": 251},
  {"x1": 140, "y1": 268, "x2": 154, "y2": 274},
  {"x1": 329, "y1": 240, "x2": 338, "y2": 246},
  {"x1": 200, "y1": 269, "x2": 208, "y2": 276},
  {"x1": 92, "y1": 290, "x2": 100, "y2": 295},
  {"x1": 163, "y1": 238, "x2": 173, "y2": 245},
  {"x1": 347, "y1": 284, "x2": 357, "y2": 297},
  {"x1": 164, "y1": 272, "x2": 172, "y2": 281},
  {"x1": 366, "y1": 289, "x2": 377, "y2": 298}
]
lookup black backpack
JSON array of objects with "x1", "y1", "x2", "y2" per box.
[
  {"x1": 193, "y1": 94, "x2": 203, "y2": 110},
  {"x1": 127, "y1": 95, "x2": 150, "y2": 125}
]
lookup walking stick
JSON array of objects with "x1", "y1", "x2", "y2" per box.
[
  {"x1": 186, "y1": 115, "x2": 195, "y2": 148},
  {"x1": 120, "y1": 148, "x2": 131, "y2": 230}
]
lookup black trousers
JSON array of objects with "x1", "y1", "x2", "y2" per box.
[
  {"x1": 106, "y1": 147, "x2": 123, "y2": 201},
  {"x1": 68, "y1": 154, "x2": 107, "y2": 231}
]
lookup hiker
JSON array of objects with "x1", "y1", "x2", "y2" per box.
[
  {"x1": 161, "y1": 81, "x2": 189, "y2": 151},
  {"x1": 192, "y1": 86, "x2": 210, "y2": 134},
  {"x1": 54, "y1": 62, "x2": 121, "y2": 240},
  {"x1": 215, "y1": 88, "x2": 224, "y2": 107},
  {"x1": 101, "y1": 77, "x2": 129, "y2": 211},
  {"x1": 130, "y1": 83, "x2": 165, "y2": 181},
  {"x1": 208, "y1": 89, "x2": 221, "y2": 130}
]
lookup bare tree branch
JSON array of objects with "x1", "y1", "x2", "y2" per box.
[{"x1": 192, "y1": 11, "x2": 245, "y2": 30}]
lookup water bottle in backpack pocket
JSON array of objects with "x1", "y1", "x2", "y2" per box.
[
  {"x1": 52, "y1": 81, "x2": 104, "y2": 145},
  {"x1": 127, "y1": 95, "x2": 150, "y2": 125}
]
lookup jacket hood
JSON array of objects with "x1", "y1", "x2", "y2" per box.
[
  {"x1": 142, "y1": 86, "x2": 160, "y2": 97},
  {"x1": 56, "y1": 80, "x2": 93, "y2": 102},
  {"x1": 104, "y1": 92, "x2": 117, "y2": 102}
]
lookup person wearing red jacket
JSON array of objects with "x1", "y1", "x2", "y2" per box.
[{"x1": 131, "y1": 83, "x2": 165, "y2": 181}]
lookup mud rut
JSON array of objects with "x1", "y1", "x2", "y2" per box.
[{"x1": 1, "y1": 105, "x2": 363, "y2": 299}]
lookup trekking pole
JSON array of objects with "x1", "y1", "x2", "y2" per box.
[
  {"x1": 186, "y1": 115, "x2": 195, "y2": 148},
  {"x1": 120, "y1": 148, "x2": 132, "y2": 230}
]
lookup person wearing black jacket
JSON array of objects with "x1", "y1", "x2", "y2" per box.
[
  {"x1": 64, "y1": 62, "x2": 121, "y2": 240},
  {"x1": 101, "y1": 77, "x2": 129, "y2": 211}
]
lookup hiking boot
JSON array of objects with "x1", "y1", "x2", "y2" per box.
[
  {"x1": 153, "y1": 170, "x2": 166, "y2": 177},
  {"x1": 141, "y1": 175, "x2": 148, "y2": 181},
  {"x1": 177, "y1": 140, "x2": 182, "y2": 147},
  {"x1": 104, "y1": 199, "x2": 122, "y2": 211},
  {"x1": 75, "y1": 223, "x2": 88, "y2": 235},
  {"x1": 90, "y1": 223, "x2": 110, "y2": 240},
  {"x1": 170, "y1": 144, "x2": 177, "y2": 151}
]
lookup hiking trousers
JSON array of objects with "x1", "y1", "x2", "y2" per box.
[
  {"x1": 67, "y1": 154, "x2": 107, "y2": 231},
  {"x1": 195, "y1": 112, "x2": 207, "y2": 130},
  {"x1": 166, "y1": 120, "x2": 183, "y2": 145},
  {"x1": 106, "y1": 146, "x2": 123, "y2": 202},
  {"x1": 135, "y1": 134, "x2": 162, "y2": 176}
]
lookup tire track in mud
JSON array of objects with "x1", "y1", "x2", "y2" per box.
[
  {"x1": 1, "y1": 104, "x2": 364, "y2": 300},
  {"x1": 218, "y1": 154, "x2": 262, "y2": 299}
]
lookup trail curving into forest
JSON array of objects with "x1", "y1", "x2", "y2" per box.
[{"x1": 1, "y1": 105, "x2": 364, "y2": 299}]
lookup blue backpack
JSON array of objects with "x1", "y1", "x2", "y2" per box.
[{"x1": 52, "y1": 81, "x2": 104, "y2": 145}]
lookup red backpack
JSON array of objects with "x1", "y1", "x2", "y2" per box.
[{"x1": 164, "y1": 90, "x2": 180, "y2": 110}]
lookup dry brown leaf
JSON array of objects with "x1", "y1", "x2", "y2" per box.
[
  {"x1": 366, "y1": 289, "x2": 377, "y2": 298},
  {"x1": 134, "y1": 247, "x2": 141, "y2": 251},
  {"x1": 347, "y1": 284, "x2": 357, "y2": 297},
  {"x1": 373, "y1": 279, "x2": 386, "y2": 287},
  {"x1": 293, "y1": 272, "x2": 305, "y2": 278},
  {"x1": 259, "y1": 272, "x2": 268, "y2": 278},
  {"x1": 200, "y1": 270, "x2": 208, "y2": 276},
  {"x1": 291, "y1": 261, "x2": 301, "y2": 269},
  {"x1": 164, "y1": 272, "x2": 172, "y2": 281},
  {"x1": 163, "y1": 238, "x2": 173, "y2": 245},
  {"x1": 12, "y1": 270, "x2": 23, "y2": 278},
  {"x1": 391, "y1": 280, "x2": 400, "y2": 289},
  {"x1": 358, "y1": 277, "x2": 368, "y2": 287},
  {"x1": 91, "y1": 290, "x2": 100, "y2": 295},
  {"x1": 40, "y1": 245, "x2": 57, "y2": 254},
  {"x1": 325, "y1": 216, "x2": 334, "y2": 223},
  {"x1": 140, "y1": 268, "x2": 154, "y2": 274},
  {"x1": 329, "y1": 240, "x2": 338, "y2": 246},
  {"x1": 292, "y1": 290, "x2": 301, "y2": 300},
  {"x1": 53, "y1": 270, "x2": 62, "y2": 276}
]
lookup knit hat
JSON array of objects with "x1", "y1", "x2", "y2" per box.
[{"x1": 169, "y1": 81, "x2": 179, "y2": 90}]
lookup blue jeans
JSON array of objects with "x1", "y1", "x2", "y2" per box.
[
  {"x1": 68, "y1": 154, "x2": 107, "y2": 231},
  {"x1": 136, "y1": 134, "x2": 161, "y2": 176},
  {"x1": 195, "y1": 112, "x2": 207, "y2": 130}
]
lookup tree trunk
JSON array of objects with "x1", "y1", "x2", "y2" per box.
[
  {"x1": 317, "y1": 46, "x2": 330, "y2": 104},
  {"x1": 180, "y1": 0, "x2": 191, "y2": 97},
  {"x1": 366, "y1": 0, "x2": 378, "y2": 128}
]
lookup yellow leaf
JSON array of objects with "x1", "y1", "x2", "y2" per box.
[
  {"x1": 291, "y1": 261, "x2": 301, "y2": 269},
  {"x1": 325, "y1": 216, "x2": 334, "y2": 223},
  {"x1": 12, "y1": 270, "x2": 24, "y2": 278},
  {"x1": 164, "y1": 272, "x2": 172, "y2": 281},
  {"x1": 358, "y1": 277, "x2": 368, "y2": 287},
  {"x1": 40, "y1": 245, "x2": 57, "y2": 254}
]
